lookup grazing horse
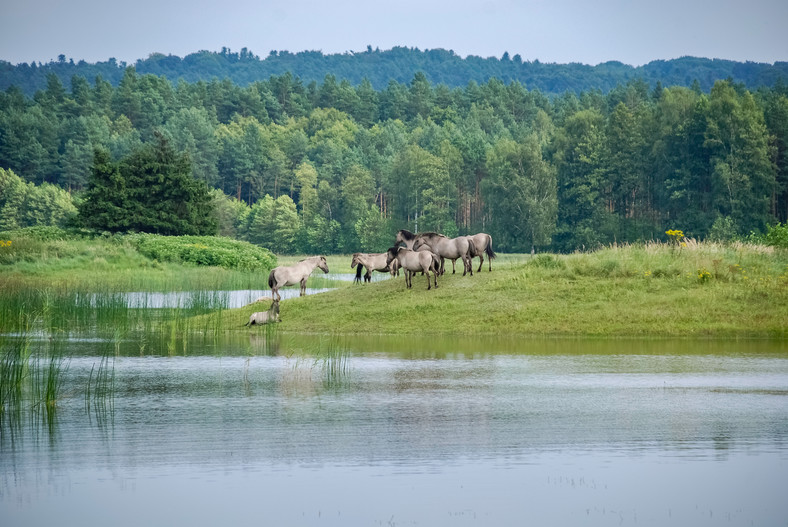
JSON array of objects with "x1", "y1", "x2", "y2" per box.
[
  {"x1": 268, "y1": 255, "x2": 329, "y2": 301},
  {"x1": 466, "y1": 233, "x2": 496, "y2": 272},
  {"x1": 351, "y1": 252, "x2": 393, "y2": 283},
  {"x1": 245, "y1": 300, "x2": 280, "y2": 326},
  {"x1": 386, "y1": 246, "x2": 438, "y2": 290},
  {"x1": 412, "y1": 233, "x2": 475, "y2": 276}
]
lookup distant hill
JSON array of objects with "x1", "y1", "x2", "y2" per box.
[{"x1": 2, "y1": 46, "x2": 787, "y2": 96}]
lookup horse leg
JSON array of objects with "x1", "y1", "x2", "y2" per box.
[
  {"x1": 300, "y1": 278, "x2": 307, "y2": 296},
  {"x1": 477, "y1": 255, "x2": 483, "y2": 273}
]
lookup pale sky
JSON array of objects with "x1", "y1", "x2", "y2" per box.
[{"x1": 1, "y1": 0, "x2": 786, "y2": 67}]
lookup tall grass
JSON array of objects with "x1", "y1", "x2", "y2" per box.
[
  {"x1": 85, "y1": 344, "x2": 115, "y2": 425},
  {"x1": 0, "y1": 334, "x2": 31, "y2": 427}
]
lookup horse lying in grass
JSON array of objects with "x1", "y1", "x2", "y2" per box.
[
  {"x1": 386, "y1": 246, "x2": 439, "y2": 290},
  {"x1": 351, "y1": 252, "x2": 399, "y2": 283},
  {"x1": 268, "y1": 255, "x2": 329, "y2": 301},
  {"x1": 245, "y1": 300, "x2": 280, "y2": 326}
]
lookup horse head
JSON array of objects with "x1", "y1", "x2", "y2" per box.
[
  {"x1": 385, "y1": 246, "x2": 399, "y2": 265},
  {"x1": 318, "y1": 256, "x2": 329, "y2": 273},
  {"x1": 350, "y1": 253, "x2": 362, "y2": 268}
]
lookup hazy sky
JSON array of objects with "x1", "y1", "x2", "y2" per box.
[{"x1": 1, "y1": 0, "x2": 786, "y2": 66}]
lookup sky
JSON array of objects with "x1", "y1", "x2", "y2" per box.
[{"x1": 1, "y1": 0, "x2": 786, "y2": 67}]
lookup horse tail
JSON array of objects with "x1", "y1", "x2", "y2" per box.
[
  {"x1": 431, "y1": 253, "x2": 441, "y2": 272},
  {"x1": 485, "y1": 235, "x2": 496, "y2": 260},
  {"x1": 267, "y1": 268, "x2": 276, "y2": 289},
  {"x1": 467, "y1": 237, "x2": 477, "y2": 258}
]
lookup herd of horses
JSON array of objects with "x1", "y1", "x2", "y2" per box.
[{"x1": 266, "y1": 230, "x2": 496, "y2": 301}]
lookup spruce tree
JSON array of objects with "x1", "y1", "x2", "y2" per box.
[{"x1": 79, "y1": 132, "x2": 217, "y2": 235}]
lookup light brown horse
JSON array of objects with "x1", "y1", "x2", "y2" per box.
[
  {"x1": 351, "y1": 252, "x2": 394, "y2": 283},
  {"x1": 244, "y1": 300, "x2": 280, "y2": 326},
  {"x1": 412, "y1": 233, "x2": 475, "y2": 276},
  {"x1": 268, "y1": 256, "x2": 329, "y2": 301},
  {"x1": 466, "y1": 233, "x2": 496, "y2": 272},
  {"x1": 386, "y1": 246, "x2": 438, "y2": 290}
]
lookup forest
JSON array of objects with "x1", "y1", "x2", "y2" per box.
[
  {"x1": 2, "y1": 47, "x2": 788, "y2": 96},
  {"x1": 1, "y1": 62, "x2": 787, "y2": 254}
]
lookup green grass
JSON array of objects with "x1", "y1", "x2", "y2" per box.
[
  {"x1": 3, "y1": 229, "x2": 787, "y2": 338},
  {"x1": 231, "y1": 242, "x2": 788, "y2": 338}
]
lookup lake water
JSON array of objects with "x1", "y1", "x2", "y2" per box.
[{"x1": 1, "y1": 335, "x2": 787, "y2": 527}]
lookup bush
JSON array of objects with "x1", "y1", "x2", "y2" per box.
[
  {"x1": 763, "y1": 223, "x2": 788, "y2": 248},
  {"x1": 0, "y1": 225, "x2": 80, "y2": 241},
  {"x1": 126, "y1": 234, "x2": 276, "y2": 271}
]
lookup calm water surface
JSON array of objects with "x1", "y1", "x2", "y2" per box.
[{"x1": 1, "y1": 335, "x2": 787, "y2": 526}]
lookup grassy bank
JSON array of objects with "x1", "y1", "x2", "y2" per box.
[
  {"x1": 231, "y1": 243, "x2": 788, "y2": 338},
  {"x1": 2, "y1": 228, "x2": 787, "y2": 338},
  {"x1": 0, "y1": 227, "x2": 275, "y2": 291}
]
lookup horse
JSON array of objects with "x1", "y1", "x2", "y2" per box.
[
  {"x1": 395, "y1": 229, "x2": 420, "y2": 249},
  {"x1": 245, "y1": 300, "x2": 280, "y2": 326},
  {"x1": 394, "y1": 229, "x2": 457, "y2": 275},
  {"x1": 351, "y1": 252, "x2": 392, "y2": 283},
  {"x1": 268, "y1": 255, "x2": 329, "y2": 301},
  {"x1": 386, "y1": 246, "x2": 438, "y2": 290},
  {"x1": 466, "y1": 233, "x2": 496, "y2": 272},
  {"x1": 412, "y1": 233, "x2": 476, "y2": 276}
]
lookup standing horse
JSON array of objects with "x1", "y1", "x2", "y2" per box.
[
  {"x1": 386, "y1": 246, "x2": 438, "y2": 290},
  {"x1": 395, "y1": 229, "x2": 420, "y2": 249},
  {"x1": 412, "y1": 233, "x2": 475, "y2": 276},
  {"x1": 466, "y1": 233, "x2": 496, "y2": 272},
  {"x1": 268, "y1": 256, "x2": 329, "y2": 301},
  {"x1": 394, "y1": 229, "x2": 457, "y2": 275},
  {"x1": 351, "y1": 252, "x2": 393, "y2": 283}
]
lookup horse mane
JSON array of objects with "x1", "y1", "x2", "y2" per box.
[
  {"x1": 397, "y1": 229, "x2": 416, "y2": 241},
  {"x1": 420, "y1": 231, "x2": 445, "y2": 238}
]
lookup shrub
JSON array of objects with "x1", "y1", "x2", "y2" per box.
[
  {"x1": 126, "y1": 234, "x2": 276, "y2": 272},
  {"x1": 763, "y1": 223, "x2": 788, "y2": 248}
]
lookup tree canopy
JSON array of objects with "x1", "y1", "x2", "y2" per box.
[
  {"x1": 78, "y1": 132, "x2": 216, "y2": 235},
  {"x1": 2, "y1": 64, "x2": 787, "y2": 253}
]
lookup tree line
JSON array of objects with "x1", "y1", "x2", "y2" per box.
[
  {"x1": 1, "y1": 67, "x2": 787, "y2": 254},
  {"x1": 2, "y1": 47, "x2": 787, "y2": 97}
]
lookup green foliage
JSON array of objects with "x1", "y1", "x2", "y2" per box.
[
  {"x1": 2, "y1": 62, "x2": 788, "y2": 254},
  {"x1": 708, "y1": 216, "x2": 739, "y2": 242},
  {"x1": 0, "y1": 168, "x2": 77, "y2": 229},
  {"x1": 78, "y1": 133, "x2": 217, "y2": 235},
  {"x1": 3, "y1": 49, "x2": 787, "y2": 97},
  {"x1": 126, "y1": 234, "x2": 276, "y2": 271},
  {"x1": 763, "y1": 223, "x2": 788, "y2": 248}
]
